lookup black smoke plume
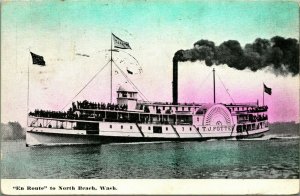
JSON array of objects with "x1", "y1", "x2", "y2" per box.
[{"x1": 173, "y1": 36, "x2": 299, "y2": 76}]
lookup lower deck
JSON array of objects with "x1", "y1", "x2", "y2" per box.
[{"x1": 26, "y1": 121, "x2": 269, "y2": 146}]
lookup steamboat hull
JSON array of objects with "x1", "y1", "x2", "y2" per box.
[
  {"x1": 26, "y1": 127, "x2": 269, "y2": 147},
  {"x1": 26, "y1": 131, "x2": 208, "y2": 146}
]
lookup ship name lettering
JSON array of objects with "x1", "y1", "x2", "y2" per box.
[{"x1": 203, "y1": 126, "x2": 233, "y2": 131}]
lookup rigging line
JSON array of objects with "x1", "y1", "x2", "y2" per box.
[
  {"x1": 113, "y1": 60, "x2": 148, "y2": 101},
  {"x1": 29, "y1": 60, "x2": 110, "y2": 131},
  {"x1": 103, "y1": 49, "x2": 142, "y2": 72},
  {"x1": 216, "y1": 72, "x2": 235, "y2": 103},
  {"x1": 61, "y1": 60, "x2": 111, "y2": 111},
  {"x1": 112, "y1": 60, "x2": 149, "y2": 101},
  {"x1": 103, "y1": 49, "x2": 140, "y2": 65}
]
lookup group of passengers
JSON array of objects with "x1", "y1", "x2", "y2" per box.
[
  {"x1": 73, "y1": 101, "x2": 128, "y2": 111},
  {"x1": 245, "y1": 106, "x2": 268, "y2": 113},
  {"x1": 29, "y1": 109, "x2": 77, "y2": 119},
  {"x1": 249, "y1": 114, "x2": 268, "y2": 122},
  {"x1": 29, "y1": 100, "x2": 129, "y2": 120}
]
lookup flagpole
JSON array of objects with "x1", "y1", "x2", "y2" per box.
[
  {"x1": 27, "y1": 48, "x2": 31, "y2": 127},
  {"x1": 263, "y1": 83, "x2": 264, "y2": 106},
  {"x1": 110, "y1": 33, "x2": 113, "y2": 103}
]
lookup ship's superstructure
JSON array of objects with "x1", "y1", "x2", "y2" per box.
[
  {"x1": 26, "y1": 35, "x2": 270, "y2": 146},
  {"x1": 26, "y1": 74, "x2": 269, "y2": 146}
]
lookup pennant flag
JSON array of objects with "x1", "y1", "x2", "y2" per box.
[
  {"x1": 264, "y1": 84, "x2": 272, "y2": 95},
  {"x1": 112, "y1": 33, "x2": 131, "y2": 49},
  {"x1": 127, "y1": 69, "x2": 133, "y2": 74},
  {"x1": 30, "y1": 52, "x2": 46, "y2": 66}
]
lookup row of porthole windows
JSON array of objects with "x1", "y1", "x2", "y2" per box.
[
  {"x1": 110, "y1": 125, "x2": 134, "y2": 129},
  {"x1": 156, "y1": 106, "x2": 193, "y2": 111},
  {"x1": 109, "y1": 125, "x2": 193, "y2": 131}
]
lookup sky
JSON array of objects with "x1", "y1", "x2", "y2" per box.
[{"x1": 1, "y1": 0, "x2": 299, "y2": 126}]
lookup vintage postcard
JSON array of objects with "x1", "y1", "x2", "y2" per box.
[{"x1": 1, "y1": 0, "x2": 299, "y2": 195}]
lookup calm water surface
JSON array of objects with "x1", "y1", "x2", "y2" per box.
[{"x1": 1, "y1": 134, "x2": 299, "y2": 179}]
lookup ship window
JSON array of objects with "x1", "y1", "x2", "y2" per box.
[
  {"x1": 110, "y1": 125, "x2": 112, "y2": 129},
  {"x1": 197, "y1": 117, "x2": 199, "y2": 122},
  {"x1": 237, "y1": 125, "x2": 242, "y2": 133},
  {"x1": 163, "y1": 106, "x2": 165, "y2": 110},
  {"x1": 153, "y1": 126, "x2": 162, "y2": 133},
  {"x1": 148, "y1": 126, "x2": 151, "y2": 130},
  {"x1": 190, "y1": 127, "x2": 192, "y2": 131},
  {"x1": 188, "y1": 107, "x2": 191, "y2": 111},
  {"x1": 130, "y1": 126, "x2": 132, "y2": 129},
  {"x1": 182, "y1": 127, "x2": 184, "y2": 131},
  {"x1": 182, "y1": 107, "x2": 184, "y2": 111},
  {"x1": 166, "y1": 127, "x2": 168, "y2": 131},
  {"x1": 121, "y1": 125, "x2": 123, "y2": 129}
]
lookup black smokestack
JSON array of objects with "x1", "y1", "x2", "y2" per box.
[
  {"x1": 172, "y1": 50, "x2": 183, "y2": 104},
  {"x1": 172, "y1": 40, "x2": 216, "y2": 104},
  {"x1": 172, "y1": 59, "x2": 178, "y2": 105},
  {"x1": 173, "y1": 36, "x2": 299, "y2": 76}
]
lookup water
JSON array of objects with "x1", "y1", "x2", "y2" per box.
[{"x1": 1, "y1": 135, "x2": 299, "y2": 179}]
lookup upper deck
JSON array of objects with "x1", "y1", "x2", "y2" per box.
[{"x1": 29, "y1": 99, "x2": 268, "y2": 126}]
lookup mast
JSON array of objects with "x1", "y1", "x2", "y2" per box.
[
  {"x1": 27, "y1": 48, "x2": 31, "y2": 127},
  {"x1": 110, "y1": 33, "x2": 113, "y2": 103},
  {"x1": 263, "y1": 83, "x2": 264, "y2": 106},
  {"x1": 213, "y1": 68, "x2": 216, "y2": 103}
]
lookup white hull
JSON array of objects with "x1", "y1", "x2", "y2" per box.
[{"x1": 26, "y1": 122, "x2": 269, "y2": 146}]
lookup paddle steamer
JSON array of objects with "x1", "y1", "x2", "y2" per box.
[{"x1": 26, "y1": 36, "x2": 269, "y2": 146}]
